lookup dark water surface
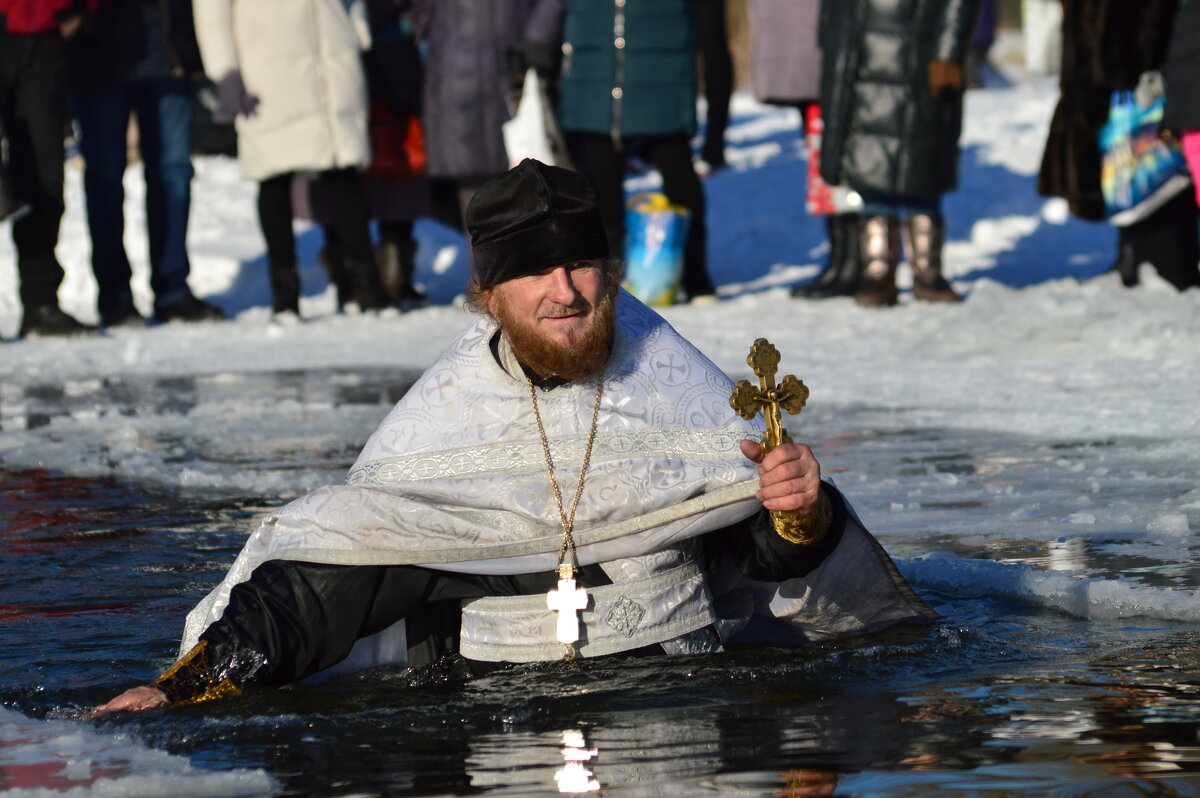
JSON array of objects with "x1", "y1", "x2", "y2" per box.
[{"x1": 3, "y1": 369, "x2": 1200, "y2": 796}]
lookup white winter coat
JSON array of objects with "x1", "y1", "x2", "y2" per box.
[{"x1": 193, "y1": 0, "x2": 372, "y2": 181}]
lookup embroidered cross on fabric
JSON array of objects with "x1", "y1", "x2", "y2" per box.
[{"x1": 605, "y1": 596, "x2": 646, "y2": 638}]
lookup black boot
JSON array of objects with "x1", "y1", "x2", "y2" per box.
[
  {"x1": 793, "y1": 214, "x2": 863, "y2": 299},
  {"x1": 155, "y1": 293, "x2": 225, "y2": 322},
  {"x1": 269, "y1": 259, "x2": 301, "y2": 315},
  {"x1": 1111, "y1": 229, "x2": 1139, "y2": 288},
  {"x1": 394, "y1": 236, "x2": 427, "y2": 308},
  {"x1": 824, "y1": 213, "x2": 863, "y2": 296},
  {"x1": 1118, "y1": 191, "x2": 1200, "y2": 291},
  {"x1": 376, "y1": 238, "x2": 402, "y2": 305},
  {"x1": 346, "y1": 257, "x2": 390, "y2": 312},
  {"x1": 375, "y1": 233, "x2": 426, "y2": 307},
  {"x1": 854, "y1": 216, "x2": 901, "y2": 307},
  {"x1": 20, "y1": 304, "x2": 95, "y2": 337},
  {"x1": 319, "y1": 247, "x2": 352, "y2": 311},
  {"x1": 793, "y1": 215, "x2": 842, "y2": 298}
]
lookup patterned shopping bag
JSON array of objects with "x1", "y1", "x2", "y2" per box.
[{"x1": 1099, "y1": 90, "x2": 1192, "y2": 226}]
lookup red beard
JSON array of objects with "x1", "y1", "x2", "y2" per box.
[{"x1": 493, "y1": 282, "x2": 617, "y2": 381}]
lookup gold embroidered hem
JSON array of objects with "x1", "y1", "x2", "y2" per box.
[
  {"x1": 177, "y1": 679, "x2": 242, "y2": 706},
  {"x1": 151, "y1": 640, "x2": 242, "y2": 705},
  {"x1": 772, "y1": 489, "x2": 832, "y2": 546}
]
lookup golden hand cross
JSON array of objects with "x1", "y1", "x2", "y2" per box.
[{"x1": 729, "y1": 338, "x2": 809, "y2": 453}]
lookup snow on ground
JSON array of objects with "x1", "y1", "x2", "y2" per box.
[
  {"x1": 1, "y1": 78, "x2": 1198, "y2": 623},
  {"x1": 0, "y1": 706, "x2": 276, "y2": 796}
]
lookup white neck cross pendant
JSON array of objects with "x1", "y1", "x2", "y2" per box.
[{"x1": 547, "y1": 575, "x2": 589, "y2": 646}]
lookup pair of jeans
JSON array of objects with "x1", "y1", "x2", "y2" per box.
[
  {"x1": 0, "y1": 32, "x2": 68, "y2": 310},
  {"x1": 72, "y1": 77, "x2": 195, "y2": 316}
]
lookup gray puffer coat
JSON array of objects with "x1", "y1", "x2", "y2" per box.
[
  {"x1": 818, "y1": 0, "x2": 980, "y2": 199},
  {"x1": 418, "y1": 0, "x2": 561, "y2": 180}
]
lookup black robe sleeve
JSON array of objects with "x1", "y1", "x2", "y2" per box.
[
  {"x1": 157, "y1": 561, "x2": 581, "y2": 699},
  {"x1": 703, "y1": 482, "x2": 847, "y2": 583}
]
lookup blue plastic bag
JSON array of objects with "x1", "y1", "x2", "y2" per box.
[{"x1": 622, "y1": 193, "x2": 690, "y2": 307}]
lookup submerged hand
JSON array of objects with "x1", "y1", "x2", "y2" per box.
[
  {"x1": 740, "y1": 439, "x2": 821, "y2": 515},
  {"x1": 92, "y1": 685, "x2": 168, "y2": 715}
]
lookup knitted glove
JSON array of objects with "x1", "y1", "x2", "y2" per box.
[
  {"x1": 927, "y1": 59, "x2": 964, "y2": 96},
  {"x1": 213, "y1": 70, "x2": 259, "y2": 124}
]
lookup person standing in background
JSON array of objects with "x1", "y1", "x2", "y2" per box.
[
  {"x1": 301, "y1": 0, "x2": 431, "y2": 311},
  {"x1": 1038, "y1": 0, "x2": 1198, "y2": 291},
  {"x1": 748, "y1": 0, "x2": 862, "y2": 300},
  {"x1": 0, "y1": 0, "x2": 94, "y2": 337},
  {"x1": 66, "y1": 0, "x2": 226, "y2": 328},
  {"x1": 1163, "y1": 0, "x2": 1200, "y2": 215},
  {"x1": 965, "y1": 0, "x2": 997, "y2": 90},
  {"x1": 696, "y1": 0, "x2": 732, "y2": 175},
  {"x1": 360, "y1": 0, "x2": 429, "y2": 308},
  {"x1": 415, "y1": 0, "x2": 562, "y2": 232},
  {"x1": 818, "y1": 0, "x2": 980, "y2": 307},
  {"x1": 556, "y1": 0, "x2": 717, "y2": 303},
  {"x1": 193, "y1": 0, "x2": 390, "y2": 319}
]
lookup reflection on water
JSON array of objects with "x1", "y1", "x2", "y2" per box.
[{"x1": 555, "y1": 729, "x2": 600, "y2": 793}]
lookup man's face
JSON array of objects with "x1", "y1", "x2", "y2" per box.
[{"x1": 486, "y1": 260, "x2": 616, "y2": 381}]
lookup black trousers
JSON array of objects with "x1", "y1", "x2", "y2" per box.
[
  {"x1": 257, "y1": 168, "x2": 373, "y2": 310},
  {"x1": 696, "y1": 0, "x2": 732, "y2": 168},
  {"x1": 1120, "y1": 189, "x2": 1200, "y2": 291},
  {"x1": 568, "y1": 133, "x2": 715, "y2": 298},
  {"x1": 0, "y1": 32, "x2": 68, "y2": 309}
]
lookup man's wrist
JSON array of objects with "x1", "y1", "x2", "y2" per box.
[
  {"x1": 771, "y1": 487, "x2": 833, "y2": 546},
  {"x1": 150, "y1": 640, "x2": 243, "y2": 706}
]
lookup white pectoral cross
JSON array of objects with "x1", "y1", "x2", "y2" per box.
[{"x1": 547, "y1": 575, "x2": 589, "y2": 645}]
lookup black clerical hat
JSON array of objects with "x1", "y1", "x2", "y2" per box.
[{"x1": 466, "y1": 159, "x2": 610, "y2": 289}]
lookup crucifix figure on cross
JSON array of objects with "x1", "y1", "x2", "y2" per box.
[
  {"x1": 729, "y1": 338, "x2": 811, "y2": 536},
  {"x1": 546, "y1": 563, "x2": 588, "y2": 655},
  {"x1": 729, "y1": 338, "x2": 809, "y2": 452}
]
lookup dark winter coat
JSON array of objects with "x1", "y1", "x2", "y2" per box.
[
  {"x1": 1163, "y1": 0, "x2": 1200, "y2": 132},
  {"x1": 748, "y1": 0, "x2": 821, "y2": 106},
  {"x1": 817, "y1": 0, "x2": 981, "y2": 200},
  {"x1": 63, "y1": 0, "x2": 204, "y2": 89},
  {"x1": 557, "y1": 0, "x2": 698, "y2": 139},
  {"x1": 1037, "y1": 0, "x2": 1178, "y2": 220},
  {"x1": 417, "y1": 0, "x2": 562, "y2": 179}
]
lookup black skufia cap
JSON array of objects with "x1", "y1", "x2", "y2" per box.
[{"x1": 466, "y1": 158, "x2": 610, "y2": 289}]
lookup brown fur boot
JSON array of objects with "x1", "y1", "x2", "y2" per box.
[
  {"x1": 854, "y1": 215, "x2": 901, "y2": 307},
  {"x1": 906, "y1": 214, "x2": 961, "y2": 303}
]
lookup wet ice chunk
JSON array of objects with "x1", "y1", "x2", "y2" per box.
[{"x1": 1146, "y1": 513, "x2": 1191, "y2": 536}]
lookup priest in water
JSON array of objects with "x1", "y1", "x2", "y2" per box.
[{"x1": 99, "y1": 159, "x2": 936, "y2": 711}]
